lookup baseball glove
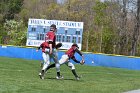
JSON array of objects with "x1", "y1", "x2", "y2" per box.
[
  {"x1": 56, "y1": 42, "x2": 62, "y2": 49},
  {"x1": 80, "y1": 60, "x2": 85, "y2": 65}
]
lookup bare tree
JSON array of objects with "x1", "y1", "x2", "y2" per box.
[{"x1": 130, "y1": 0, "x2": 140, "y2": 56}]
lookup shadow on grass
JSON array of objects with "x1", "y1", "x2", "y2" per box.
[
  {"x1": 46, "y1": 77, "x2": 84, "y2": 82},
  {"x1": 47, "y1": 77, "x2": 75, "y2": 81}
]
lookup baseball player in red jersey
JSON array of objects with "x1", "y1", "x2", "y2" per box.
[
  {"x1": 36, "y1": 42, "x2": 50, "y2": 79},
  {"x1": 37, "y1": 24, "x2": 62, "y2": 79},
  {"x1": 45, "y1": 43, "x2": 85, "y2": 80},
  {"x1": 45, "y1": 24, "x2": 56, "y2": 54}
]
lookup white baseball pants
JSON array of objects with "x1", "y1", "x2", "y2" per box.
[{"x1": 59, "y1": 54, "x2": 75, "y2": 70}]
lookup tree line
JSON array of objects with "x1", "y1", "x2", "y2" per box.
[{"x1": 0, "y1": 0, "x2": 139, "y2": 56}]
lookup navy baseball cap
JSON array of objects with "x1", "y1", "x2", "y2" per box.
[
  {"x1": 72, "y1": 43, "x2": 79, "y2": 49},
  {"x1": 50, "y1": 24, "x2": 57, "y2": 29}
]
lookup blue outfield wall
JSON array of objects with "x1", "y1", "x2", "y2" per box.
[{"x1": 0, "y1": 45, "x2": 140, "y2": 70}]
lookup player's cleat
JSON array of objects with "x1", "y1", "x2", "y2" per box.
[
  {"x1": 76, "y1": 77, "x2": 80, "y2": 80},
  {"x1": 75, "y1": 76, "x2": 81, "y2": 80},
  {"x1": 41, "y1": 76, "x2": 45, "y2": 80},
  {"x1": 56, "y1": 75, "x2": 64, "y2": 80},
  {"x1": 39, "y1": 70, "x2": 45, "y2": 80},
  {"x1": 39, "y1": 73, "x2": 45, "y2": 80},
  {"x1": 39, "y1": 73, "x2": 42, "y2": 79}
]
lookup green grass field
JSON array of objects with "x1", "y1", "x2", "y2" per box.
[{"x1": 0, "y1": 57, "x2": 140, "y2": 93}]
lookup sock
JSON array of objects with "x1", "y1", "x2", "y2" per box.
[
  {"x1": 72, "y1": 69, "x2": 78, "y2": 78},
  {"x1": 57, "y1": 72, "x2": 61, "y2": 77},
  {"x1": 41, "y1": 70, "x2": 44, "y2": 74},
  {"x1": 46, "y1": 63, "x2": 55, "y2": 70},
  {"x1": 55, "y1": 63, "x2": 60, "y2": 72}
]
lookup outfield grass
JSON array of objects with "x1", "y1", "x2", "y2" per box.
[{"x1": 0, "y1": 57, "x2": 140, "y2": 93}]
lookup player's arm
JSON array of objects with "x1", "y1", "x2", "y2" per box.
[
  {"x1": 71, "y1": 56, "x2": 85, "y2": 65},
  {"x1": 48, "y1": 41, "x2": 53, "y2": 54},
  {"x1": 71, "y1": 56, "x2": 80, "y2": 63},
  {"x1": 75, "y1": 48, "x2": 85, "y2": 64},
  {"x1": 36, "y1": 44, "x2": 43, "y2": 52},
  {"x1": 75, "y1": 48, "x2": 84, "y2": 59}
]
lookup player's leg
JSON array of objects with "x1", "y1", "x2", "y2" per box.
[
  {"x1": 54, "y1": 54, "x2": 69, "y2": 79},
  {"x1": 45, "y1": 54, "x2": 69, "y2": 76},
  {"x1": 46, "y1": 63, "x2": 55, "y2": 70},
  {"x1": 46, "y1": 54, "x2": 69, "y2": 71},
  {"x1": 66, "y1": 62, "x2": 80, "y2": 80},
  {"x1": 51, "y1": 49, "x2": 63, "y2": 79},
  {"x1": 39, "y1": 52, "x2": 50, "y2": 79},
  {"x1": 43, "y1": 51, "x2": 61, "y2": 75}
]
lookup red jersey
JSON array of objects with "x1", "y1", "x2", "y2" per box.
[
  {"x1": 45, "y1": 31, "x2": 56, "y2": 48},
  {"x1": 65, "y1": 46, "x2": 77, "y2": 58},
  {"x1": 40, "y1": 42, "x2": 49, "y2": 52}
]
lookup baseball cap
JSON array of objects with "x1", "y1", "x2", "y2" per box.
[
  {"x1": 50, "y1": 24, "x2": 57, "y2": 29},
  {"x1": 72, "y1": 43, "x2": 79, "y2": 49}
]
